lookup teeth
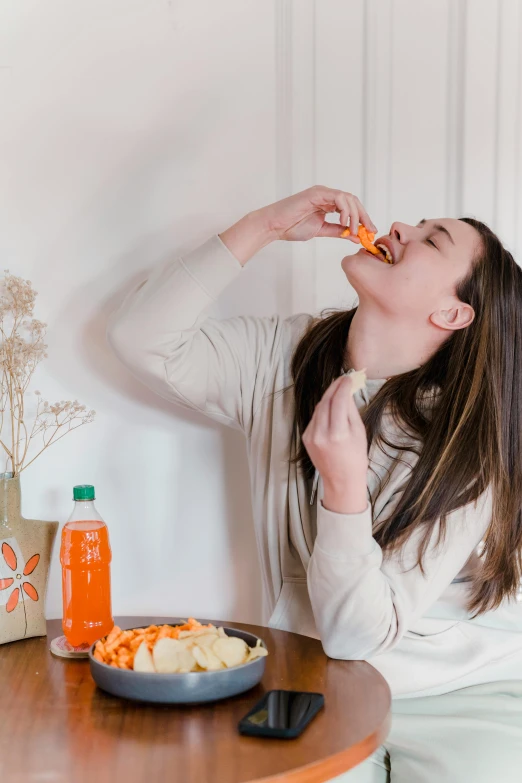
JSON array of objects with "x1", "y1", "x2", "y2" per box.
[{"x1": 376, "y1": 244, "x2": 394, "y2": 264}]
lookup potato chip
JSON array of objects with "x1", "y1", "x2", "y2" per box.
[
  {"x1": 192, "y1": 644, "x2": 224, "y2": 671},
  {"x1": 172, "y1": 637, "x2": 192, "y2": 650},
  {"x1": 246, "y1": 639, "x2": 268, "y2": 662},
  {"x1": 133, "y1": 641, "x2": 156, "y2": 673},
  {"x1": 97, "y1": 618, "x2": 269, "y2": 672},
  {"x1": 153, "y1": 638, "x2": 185, "y2": 673},
  {"x1": 178, "y1": 628, "x2": 214, "y2": 639},
  {"x1": 347, "y1": 368, "x2": 367, "y2": 395},
  {"x1": 176, "y1": 647, "x2": 197, "y2": 673},
  {"x1": 189, "y1": 632, "x2": 219, "y2": 648},
  {"x1": 212, "y1": 637, "x2": 249, "y2": 668}
]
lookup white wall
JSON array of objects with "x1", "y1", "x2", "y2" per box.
[
  {"x1": 289, "y1": 0, "x2": 522, "y2": 315},
  {"x1": 2, "y1": 0, "x2": 522, "y2": 624}
]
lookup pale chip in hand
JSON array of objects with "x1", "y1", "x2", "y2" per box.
[{"x1": 347, "y1": 368, "x2": 367, "y2": 395}]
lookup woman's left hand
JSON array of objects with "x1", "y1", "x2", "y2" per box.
[{"x1": 302, "y1": 375, "x2": 369, "y2": 514}]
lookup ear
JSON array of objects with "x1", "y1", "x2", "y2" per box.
[{"x1": 430, "y1": 302, "x2": 475, "y2": 332}]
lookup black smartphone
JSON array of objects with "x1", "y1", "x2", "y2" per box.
[{"x1": 238, "y1": 690, "x2": 325, "y2": 739}]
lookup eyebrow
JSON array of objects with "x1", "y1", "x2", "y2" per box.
[{"x1": 417, "y1": 218, "x2": 455, "y2": 246}]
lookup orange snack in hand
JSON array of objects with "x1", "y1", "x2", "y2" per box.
[{"x1": 341, "y1": 224, "x2": 381, "y2": 256}]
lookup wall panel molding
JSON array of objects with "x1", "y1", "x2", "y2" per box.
[
  {"x1": 446, "y1": 0, "x2": 466, "y2": 218},
  {"x1": 363, "y1": 0, "x2": 394, "y2": 229},
  {"x1": 280, "y1": 0, "x2": 317, "y2": 313},
  {"x1": 286, "y1": 0, "x2": 522, "y2": 314},
  {"x1": 495, "y1": 0, "x2": 522, "y2": 256},
  {"x1": 461, "y1": 0, "x2": 500, "y2": 225},
  {"x1": 274, "y1": 0, "x2": 295, "y2": 317},
  {"x1": 516, "y1": 2, "x2": 522, "y2": 263},
  {"x1": 275, "y1": 0, "x2": 293, "y2": 203}
]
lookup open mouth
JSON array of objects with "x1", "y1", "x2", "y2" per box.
[{"x1": 375, "y1": 244, "x2": 394, "y2": 264}]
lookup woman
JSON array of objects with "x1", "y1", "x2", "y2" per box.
[{"x1": 108, "y1": 186, "x2": 522, "y2": 781}]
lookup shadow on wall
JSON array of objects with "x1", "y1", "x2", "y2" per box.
[{"x1": 49, "y1": 230, "x2": 264, "y2": 622}]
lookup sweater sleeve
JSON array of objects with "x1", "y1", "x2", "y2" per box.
[
  {"x1": 307, "y1": 488, "x2": 492, "y2": 660},
  {"x1": 107, "y1": 234, "x2": 284, "y2": 434}
]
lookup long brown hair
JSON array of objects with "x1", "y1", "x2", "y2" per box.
[{"x1": 288, "y1": 218, "x2": 522, "y2": 615}]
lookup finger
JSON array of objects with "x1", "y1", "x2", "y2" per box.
[
  {"x1": 347, "y1": 195, "x2": 360, "y2": 238},
  {"x1": 333, "y1": 192, "x2": 351, "y2": 232},
  {"x1": 310, "y1": 376, "x2": 346, "y2": 433},
  {"x1": 307, "y1": 377, "x2": 342, "y2": 427},
  {"x1": 314, "y1": 378, "x2": 354, "y2": 442},
  {"x1": 321, "y1": 375, "x2": 346, "y2": 404},
  {"x1": 334, "y1": 192, "x2": 360, "y2": 242},
  {"x1": 313, "y1": 187, "x2": 363, "y2": 224},
  {"x1": 316, "y1": 222, "x2": 362, "y2": 241},
  {"x1": 329, "y1": 377, "x2": 353, "y2": 432},
  {"x1": 313, "y1": 188, "x2": 362, "y2": 241},
  {"x1": 355, "y1": 196, "x2": 378, "y2": 233},
  {"x1": 333, "y1": 192, "x2": 360, "y2": 239},
  {"x1": 308, "y1": 374, "x2": 359, "y2": 441},
  {"x1": 310, "y1": 187, "x2": 345, "y2": 218},
  {"x1": 345, "y1": 384, "x2": 365, "y2": 429},
  {"x1": 330, "y1": 376, "x2": 366, "y2": 429},
  {"x1": 309, "y1": 391, "x2": 330, "y2": 438}
]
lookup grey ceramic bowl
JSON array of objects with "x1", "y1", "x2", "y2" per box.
[{"x1": 89, "y1": 626, "x2": 267, "y2": 704}]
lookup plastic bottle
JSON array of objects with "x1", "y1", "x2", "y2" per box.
[{"x1": 60, "y1": 485, "x2": 113, "y2": 646}]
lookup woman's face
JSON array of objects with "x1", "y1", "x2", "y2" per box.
[{"x1": 342, "y1": 218, "x2": 480, "y2": 320}]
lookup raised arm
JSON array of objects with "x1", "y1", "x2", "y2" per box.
[
  {"x1": 107, "y1": 187, "x2": 375, "y2": 433},
  {"x1": 107, "y1": 211, "x2": 278, "y2": 432}
]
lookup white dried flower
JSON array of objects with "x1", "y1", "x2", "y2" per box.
[{"x1": 0, "y1": 271, "x2": 95, "y2": 474}]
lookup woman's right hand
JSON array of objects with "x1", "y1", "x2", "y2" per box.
[
  {"x1": 219, "y1": 186, "x2": 377, "y2": 266},
  {"x1": 259, "y1": 186, "x2": 377, "y2": 243}
]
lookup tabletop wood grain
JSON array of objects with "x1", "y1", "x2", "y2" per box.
[{"x1": 0, "y1": 617, "x2": 391, "y2": 783}]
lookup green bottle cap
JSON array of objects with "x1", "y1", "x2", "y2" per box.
[{"x1": 73, "y1": 485, "x2": 95, "y2": 501}]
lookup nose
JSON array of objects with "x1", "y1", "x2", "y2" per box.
[{"x1": 390, "y1": 222, "x2": 416, "y2": 244}]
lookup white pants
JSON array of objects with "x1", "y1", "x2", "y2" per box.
[{"x1": 332, "y1": 680, "x2": 522, "y2": 783}]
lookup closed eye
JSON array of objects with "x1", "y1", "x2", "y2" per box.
[{"x1": 426, "y1": 238, "x2": 438, "y2": 249}]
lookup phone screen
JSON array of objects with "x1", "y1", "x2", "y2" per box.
[{"x1": 238, "y1": 690, "x2": 324, "y2": 738}]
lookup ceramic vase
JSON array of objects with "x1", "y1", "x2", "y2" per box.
[{"x1": 0, "y1": 473, "x2": 58, "y2": 644}]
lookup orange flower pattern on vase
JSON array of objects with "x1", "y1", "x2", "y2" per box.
[{"x1": 0, "y1": 543, "x2": 40, "y2": 619}]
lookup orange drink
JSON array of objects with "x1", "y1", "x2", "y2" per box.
[{"x1": 60, "y1": 485, "x2": 113, "y2": 647}]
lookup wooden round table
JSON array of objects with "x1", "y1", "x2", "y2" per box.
[{"x1": 0, "y1": 617, "x2": 391, "y2": 782}]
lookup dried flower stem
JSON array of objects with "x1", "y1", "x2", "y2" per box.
[{"x1": 0, "y1": 271, "x2": 95, "y2": 475}]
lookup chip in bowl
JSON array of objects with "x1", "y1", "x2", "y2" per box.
[{"x1": 93, "y1": 618, "x2": 268, "y2": 674}]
